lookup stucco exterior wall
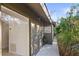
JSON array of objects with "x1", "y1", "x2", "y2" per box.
[
  {"x1": 1, "y1": 6, "x2": 30, "y2": 56},
  {"x1": 2, "y1": 22, "x2": 9, "y2": 49},
  {"x1": 0, "y1": 21, "x2": 2, "y2": 56}
]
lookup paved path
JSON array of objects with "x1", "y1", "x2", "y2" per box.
[{"x1": 36, "y1": 37, "x2": 59, "y2": 56}]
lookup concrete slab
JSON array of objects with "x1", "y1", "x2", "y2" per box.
[{"x1": 36, "y1": 44, "x2": 59, "y2": 56}]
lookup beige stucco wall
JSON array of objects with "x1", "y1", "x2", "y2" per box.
[
  {"x1": 1, "y1": 6, "x2": 30, "y2": 56},
  {"x1": 2, "y1": 22, "x2": 9, "y2": 49},
  {"x1": 0, "y1": 21, "x2": 2, "y2": 56}
]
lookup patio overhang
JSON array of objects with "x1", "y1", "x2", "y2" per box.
[
  {"x1": 1, "y1": 3, "x2": 52, "y2": 26},
  {"x1": 26, "y1": 3, "x2": 52, "y2": 25}
]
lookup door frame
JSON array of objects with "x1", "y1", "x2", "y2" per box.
[{"x1": 0, "y1": 20, "x2": 2, "y2": 56}]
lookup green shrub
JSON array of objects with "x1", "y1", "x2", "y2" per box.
[{"x1": 55, "y1": 5, "x2": 79, "y2": 55}]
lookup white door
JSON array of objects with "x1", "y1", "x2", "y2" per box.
[{"x1": 9, "y1": 17, "x2": 29, "y2": 56}]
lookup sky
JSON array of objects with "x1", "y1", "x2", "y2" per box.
[{"x1": 46, "y1": 3, "x2": 74, "y2": 22}]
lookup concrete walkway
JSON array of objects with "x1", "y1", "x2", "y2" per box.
[{"x1": 36, "y1": 37, "x2": 59, "y2": 56}]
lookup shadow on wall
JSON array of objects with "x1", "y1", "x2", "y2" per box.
[{"x1": 42, "y1": 33, "x2": 52, "y2": 45}]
